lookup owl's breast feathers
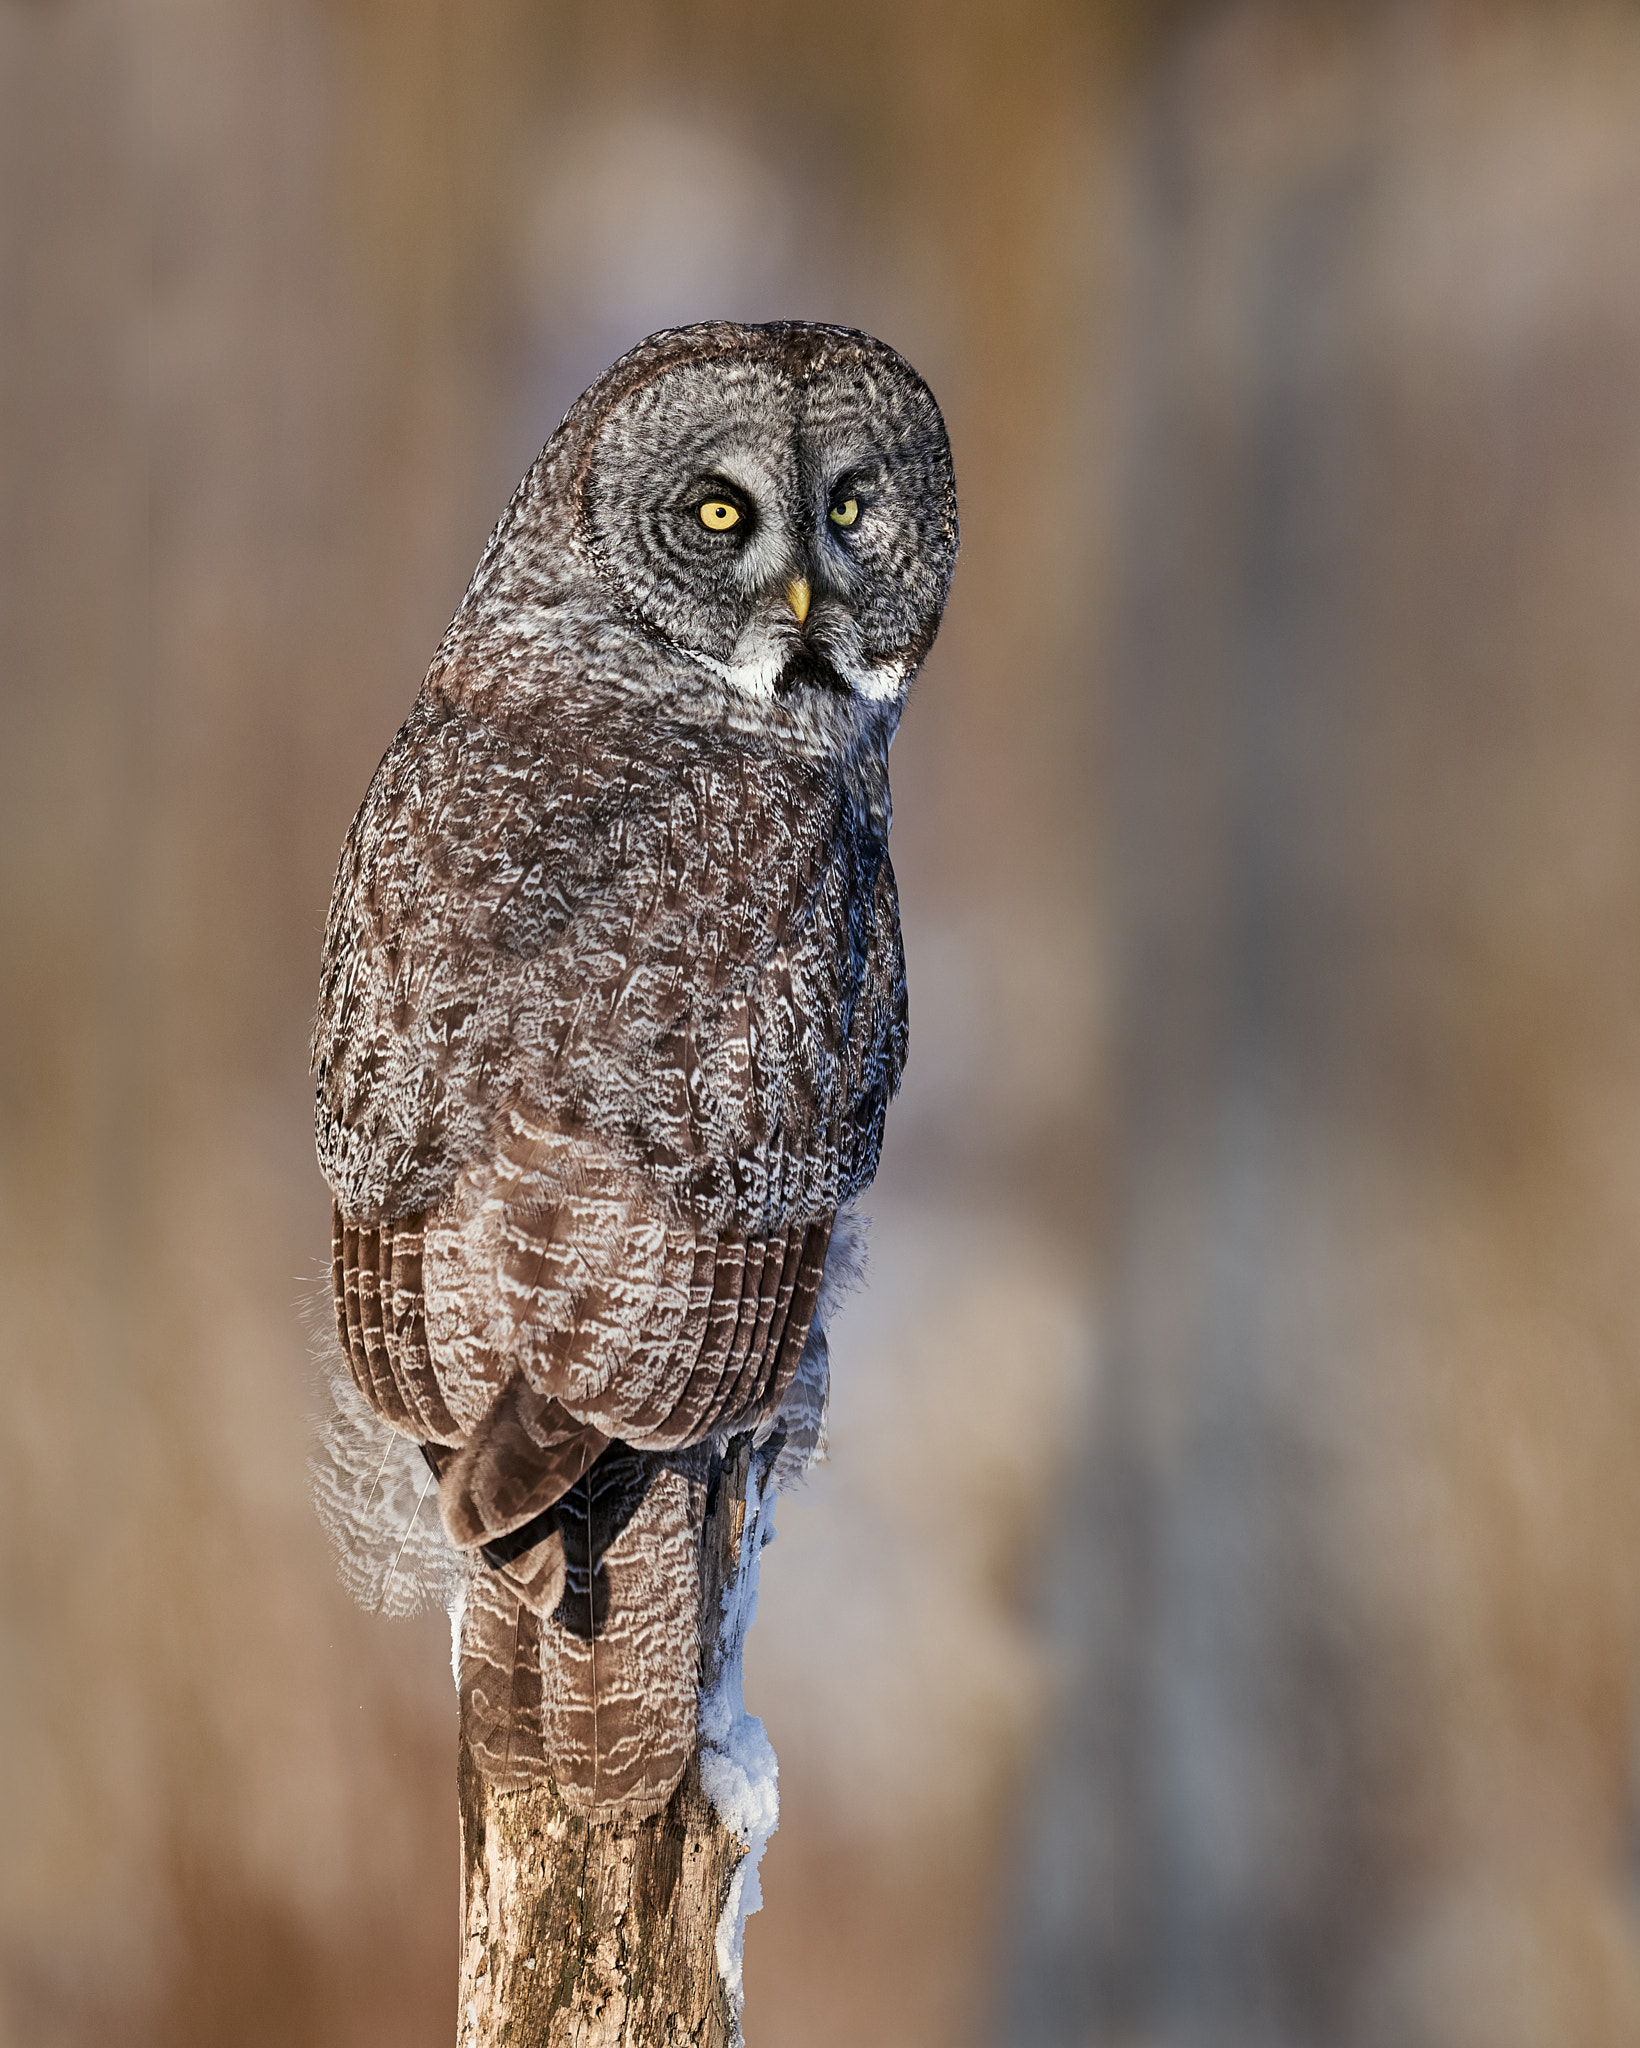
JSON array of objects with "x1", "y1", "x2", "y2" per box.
[{"x1": 313, "y1": 686, "x2": 902, "y2": 1634}]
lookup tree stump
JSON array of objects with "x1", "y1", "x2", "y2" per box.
[{"x1": 456, "y1": 1435, "x2": 769, "y2": 2047}]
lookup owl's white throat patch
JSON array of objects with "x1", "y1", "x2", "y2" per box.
[
  {"x1": 703, "y1": 609, "x2": 804, "y2": 704},
  {"x1": 700, "y1": 608, "x2": 907, "y2": 716}
]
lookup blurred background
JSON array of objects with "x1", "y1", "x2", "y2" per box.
[{"x1": 6, "y1": 2, "x2": 1640, "y2": 2043}]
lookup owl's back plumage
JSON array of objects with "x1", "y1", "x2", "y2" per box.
[{"x1": 312, "y1": 321, "x2": 955, "y2": 1813}]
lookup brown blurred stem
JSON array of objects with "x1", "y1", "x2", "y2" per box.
[{"x1": 455, "y1": 1437, "x2": 756, "y2": 2047}]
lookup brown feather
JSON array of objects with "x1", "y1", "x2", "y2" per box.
[
  {"x1": 437, "y1": 1373, "x2": 608, "y2": 1549},
  {"x1": 382, "y1": 1212, "x2": 461, "y2": 1442}
]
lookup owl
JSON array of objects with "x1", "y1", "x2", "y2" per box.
[{"x1": 311, "y1": 321, "x2": 958, "y2": 1816}]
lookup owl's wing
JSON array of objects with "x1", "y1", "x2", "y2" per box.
[
  {"x1": 330, "y1": 1147, "x2": 832, "y2": 1555},
  {"x1": 329, "y1": 1135, "x2": 829, "y2": 1821}
]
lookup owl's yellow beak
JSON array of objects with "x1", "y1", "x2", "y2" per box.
[{"x1": 785, "y1": 577, "x2": 812, "y2": 626}]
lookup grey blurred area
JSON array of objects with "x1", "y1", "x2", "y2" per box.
[{"x1": 3, "y1": 4, "x2": 1640, "y2": 2046}]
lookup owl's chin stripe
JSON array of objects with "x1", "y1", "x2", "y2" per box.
[{"x1": 772, "y1": 646, "x2": 850, "y2": 699}]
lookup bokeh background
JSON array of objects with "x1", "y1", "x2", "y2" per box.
[{"x1": 6, "y1": 2, "x2": 1640, "y2": 2043}]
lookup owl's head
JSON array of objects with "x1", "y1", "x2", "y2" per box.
[{"x1": 458, "y1": 323, "x2": 958, "y2": 741}]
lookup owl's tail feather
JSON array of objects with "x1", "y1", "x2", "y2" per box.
[{"x1": 458, "y1": 1444, "x2": 709, "y2": 1815}]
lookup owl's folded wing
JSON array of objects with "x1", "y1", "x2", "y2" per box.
[{"x1": 330, "y1": 1134, "x2": 831, "y2": 1560}]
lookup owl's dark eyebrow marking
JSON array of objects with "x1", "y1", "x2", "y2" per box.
[
  {"x1": 693, "y1": 475, "x2": 752, "y2": 509},
  {"x1": 826, "y1": 468, "x2": 877, "y2": 513}
]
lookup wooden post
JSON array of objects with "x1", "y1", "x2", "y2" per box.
[{"x1": 456, "y1": 1436, "x2": 763, "y2": 2048}]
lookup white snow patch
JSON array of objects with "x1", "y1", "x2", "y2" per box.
[{"x1": 698, "y1": 1458, "x2": 781, "y2": 2030}]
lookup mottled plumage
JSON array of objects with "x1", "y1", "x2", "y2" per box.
[{"x1": 312, "y1": 321, "x2": 956, "y2": 1813}]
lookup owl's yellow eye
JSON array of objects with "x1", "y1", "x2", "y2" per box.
[
  {"x1": 699, "y1": 500, "x2": 741, "y2": 530},
  {"x1": 828, "y1": 498, "x2": 859, "y2": 528}
]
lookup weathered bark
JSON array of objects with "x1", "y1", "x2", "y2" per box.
[{"x1": 456, "y1": 1438, "x2": 758, "y2": 2048}]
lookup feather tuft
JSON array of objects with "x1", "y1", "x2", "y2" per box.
[
  {"x1": 308, "y1": 1295, "x2": 469, "y2": 1620},
  {"x1": 757, "y1": 1203, "x2": 867, "y2": 1491}
]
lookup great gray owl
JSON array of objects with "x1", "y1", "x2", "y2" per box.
[{"x1": 312, "y1": 320, "x2": 958, "y2": 1816}]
